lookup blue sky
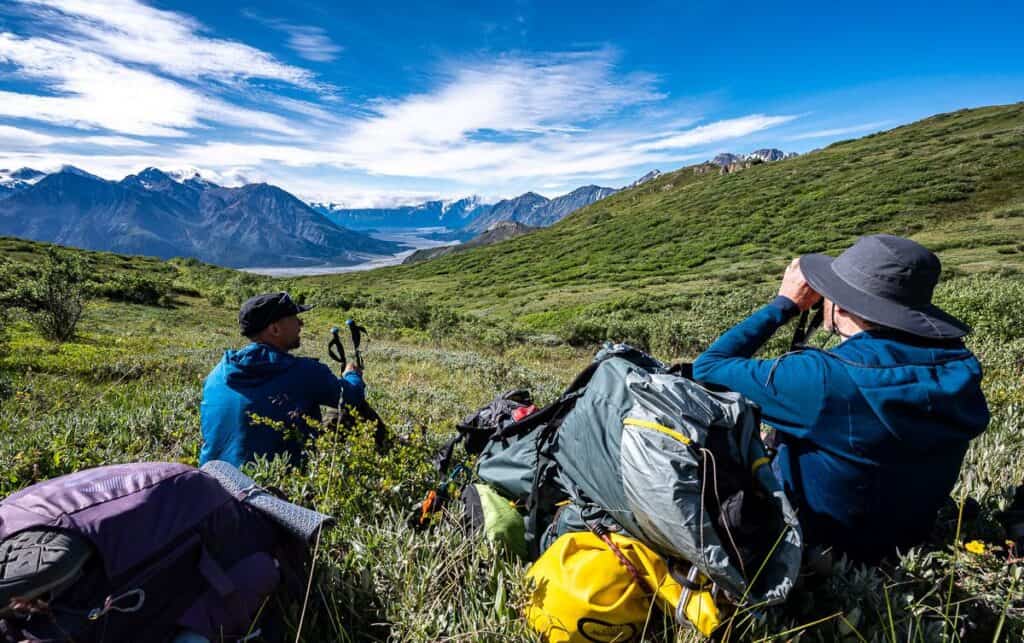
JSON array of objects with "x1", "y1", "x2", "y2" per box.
[{"x1": 0, "y1": 1, "x2": 1020, "y2": 206}]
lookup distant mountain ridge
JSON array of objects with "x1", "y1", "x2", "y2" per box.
[
  {"x1": 464, "y1": 185, "x2": 619, "y2": 233},
  {"x1": 311, "y1": 195, "x2": 490, "y2": 231},
  {"x1": 403, "y1": 220, "x2": 538, "y2": 264},
  {"x1": 313, "y1": 183, "x2": 621, "y2": 233},
  {"x1": 0, "y1": 166, "x2": 401, "y2": 267},
  {"x1": 710, "y1": 148, "x2": 797, "y2": 167}
]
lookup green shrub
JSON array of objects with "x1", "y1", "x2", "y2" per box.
[
  {"x1": 21, "y1": 250, "x2": 89, "y2": 342},
  {"x1": 91, "y1": 273, "x2": 173, "y2": 306}
]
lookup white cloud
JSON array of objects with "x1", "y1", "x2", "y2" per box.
[
  {"x1": 0, "y1": 0, "x2": 809, "y2": 204},
  {"x1": 0, "y1": 34, "x2": 196, "y2": 136},
  {"x1": 283, "y1": 26, "x2": 343, "y2": 62},
  {"x1": 784, "y1": 121, "x2": 890, "y2": 141},
  {"x1": 0, "y1": 34, "x2": 304, "y2": 137},
  {"x1": 0, "y1": 124, "x2": 59, "y2": 147},
  {"x1": 242, "y1": 12, "x2": 343, "y2": 63},
  {"x1": 639, "y1": 114, "x2": 798, "y2": 151},
  {"x1": 0, "y1": 125, "x2": 152, "y2": 149},
  {"x1": 73, "y1": 135, "x2": 152, "y2": 147},
  {"x1": 17, "y1": 0, "x2": 322, "y2": 89},
  {"x1": 344, "y1": 51, "x2": 662, "y2": 150}
]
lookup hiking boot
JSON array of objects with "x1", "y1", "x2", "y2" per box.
[{"x1": 0, "y1": 529, "x2": 92, "y2": 609}]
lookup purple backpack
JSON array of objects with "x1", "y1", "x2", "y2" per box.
[{"x1": 0, "y1": 462, "x2": 315, "y2": 643}]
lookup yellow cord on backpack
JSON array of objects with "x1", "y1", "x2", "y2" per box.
[{"x1": 623, "y1": 418, "x2": 692, "y2": 445}]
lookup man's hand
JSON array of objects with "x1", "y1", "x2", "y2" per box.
[
  {"x1": 343, "y1": 362, "x2": 362, "y2": 376},
  {"x1": 779, "y1": 258, "x2": 822, "y2": 311}
]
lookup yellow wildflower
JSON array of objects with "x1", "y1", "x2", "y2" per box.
[{"x1": 964, "y1": 540, "x2": 986, "y2": 555}]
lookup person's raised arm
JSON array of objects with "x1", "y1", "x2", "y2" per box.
[{"x1": 693, "y1": 258, "x2": 826, "y2": 435}]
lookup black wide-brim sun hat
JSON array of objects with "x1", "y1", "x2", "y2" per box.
[{"x1": 799, "y1": 234, "x2": 971, "y2": 339}]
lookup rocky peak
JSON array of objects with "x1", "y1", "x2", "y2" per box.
[
  {"x1": 711, "y1": 153, "x2": 744, "y2": 167},
  {"x1": 57, "y1": 165, "x2": 105, "y2": 181},
  {"x1": 709, "y1": 149, "x2": 798, "y2": 174},
  {"x1": 183, "y1": 174, "x2": 220, "y2": 191},
  {"x1": 9, "y1": 167, "x2": 45, "y2": 181},
  {"x1": 747, "y1": 148, "x2": 787, "y2": 163},
  {"x1": 629, "y1": 170, "x2": 662, "y2": 187}
]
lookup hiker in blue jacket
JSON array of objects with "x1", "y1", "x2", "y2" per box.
[
  {"x1": 693, "y1": 235, "x2": 989, "y2": 563},
  {"x1": 200, "y1": 292, "x2": 365, "y2": 468}
]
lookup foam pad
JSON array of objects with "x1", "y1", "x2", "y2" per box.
[{"x1": 200, "y1": 461, "x2": 335, "y2": 544}]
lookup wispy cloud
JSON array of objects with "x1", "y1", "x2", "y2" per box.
[
  {"x1": 0, "y1": 124, "x2": 58, "y2": 148},
  {"x1": 0, "y1": 125, "x2": 150, "y2": 150},
  {"x1": 243, "y1": 10, "x2": 343, "y2": 63},
  {"x1": 783, "y1": 121, "x2": 890, "y2": 141},
  {"x1": 0, "y1": 2, "x2": 807, "y2": 204},
  {"x1": 639, "y1": 114, "x2": 799, "y2": 151},
  {"x1": 17, "y1": 0, "x2": 323, "y2": 89},
  {"x1": 0, "y1": 34, "x2": 306, "y2": 137}
]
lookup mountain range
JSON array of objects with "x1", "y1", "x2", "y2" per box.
[
  {"x1": 710, "y1": 148, "x2": 797, "y2": 167},
  {"x1": 309, "y1": 152, "x2": 795, "y2": 234},
  {"x1": 0, "y1": 166, "x2": 401, "y2": 268},
  {"x1": 403, "y1": 220, "x2": 538, "y2": 264},
  {"x1": 310, "y1": 184, "x2": 618, "y2": 233},
  {"x1": 0, "y1": 164, "x2": 623, "y2": 267},
  {"x1": 309, "y1": 196, "x2": 491, "y2": 232},
  {"x1": 0, "y1": 146, "x2": 793, "y2": 268}
]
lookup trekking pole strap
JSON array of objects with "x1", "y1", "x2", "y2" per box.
[
  {"x1": 346, "y1": 319, "x2": 365, "y2": 371},
  {"x1": 328, "y1": 327, "x2": 346, "y2": 365}
]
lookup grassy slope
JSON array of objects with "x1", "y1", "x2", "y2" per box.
[
  {"x1": 319, "y1": 103, "x2": 1024, "y2": 328},
  {"x1": 1, "y1": 104, "x2": 1023, "y2": 641}
]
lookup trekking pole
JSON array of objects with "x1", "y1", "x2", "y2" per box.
[
  {"x1": 345, "y1": 319, "x2": 367, "y2": 371},
  {"x1": 327, "y1": 326, "x2": 347, "y2": 367},
  {"x1": 333, "y1": 320, "x2": 390, "y2": 452}
]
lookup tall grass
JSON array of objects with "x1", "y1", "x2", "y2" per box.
[{"x1": 1, "y1": 272, "x2": 1020, "y2": 641}]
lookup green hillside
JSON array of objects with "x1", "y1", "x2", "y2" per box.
[
  {"x1": 319, "y1": 102, "x2": 1024, "y2": 330},
  {"x1": 1, "y1": 104, "x2": 1023, "y2": 641}
]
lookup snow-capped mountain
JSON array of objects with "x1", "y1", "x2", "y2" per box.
[
  {"x1": 0, "y1": 166, "x2": 401, "y2": 267},
  {"x1": 629, "y1": 169, "x2": 662, "y2": 187},
  {"x1": 710, "y1": 149, "x2": 797, "y2": 167},
  {"x1": 315, "y1": 184, "x2": 618, "y2": 233},
  {"x1": 0, "y1": 167, "x2": 47, "y2": 199}
]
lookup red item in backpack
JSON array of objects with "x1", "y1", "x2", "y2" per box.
[{"x1": 512, "y1": 405, "x2": 538, "y2": 422}]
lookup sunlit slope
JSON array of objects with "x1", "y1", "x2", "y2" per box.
[{"x1": 313, "y1": 103, "x2": 1024, "y2": 325}]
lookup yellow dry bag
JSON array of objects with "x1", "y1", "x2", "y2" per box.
[{"x1": 524, "y1": 531, "x2": 721, "y2": 641}]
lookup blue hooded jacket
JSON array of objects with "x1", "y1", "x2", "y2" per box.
[
  {"x1": 693, "y1": 297, "x2": 989, "y2": 561},
  {"x1": 199, "y1": 343, "x2": 365, "y2": 468}
]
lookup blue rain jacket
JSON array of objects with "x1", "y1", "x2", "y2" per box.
[
  {"x1": 199, "y1": 342, "x2": 365, "y2": 468},
  {"x1": 693, "y1": 297, "x2": 989, "y2": 561}
]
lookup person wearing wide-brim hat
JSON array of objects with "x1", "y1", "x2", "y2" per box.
[
  {"x1": 199, "y1": 292, "x2": 365, "y2": 468},
  {"x1": 693, "y1": 235, "x2": 989, "y2": 563}
]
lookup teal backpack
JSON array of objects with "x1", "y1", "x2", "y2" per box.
[{"x1": 415, "y1": 344, "x2": 803, "y2": 610}]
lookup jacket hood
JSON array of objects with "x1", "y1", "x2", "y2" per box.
[
  {"x1": 220, "y1": 343, "x2": 295, "y2": 388},
  {"x1": 833, "y1": 331, "x2": 989, "y2": 447}
]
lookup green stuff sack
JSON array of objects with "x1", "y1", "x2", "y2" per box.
[{"x1": 461, "y1": 483, "x2": 528, "y2": 560}]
